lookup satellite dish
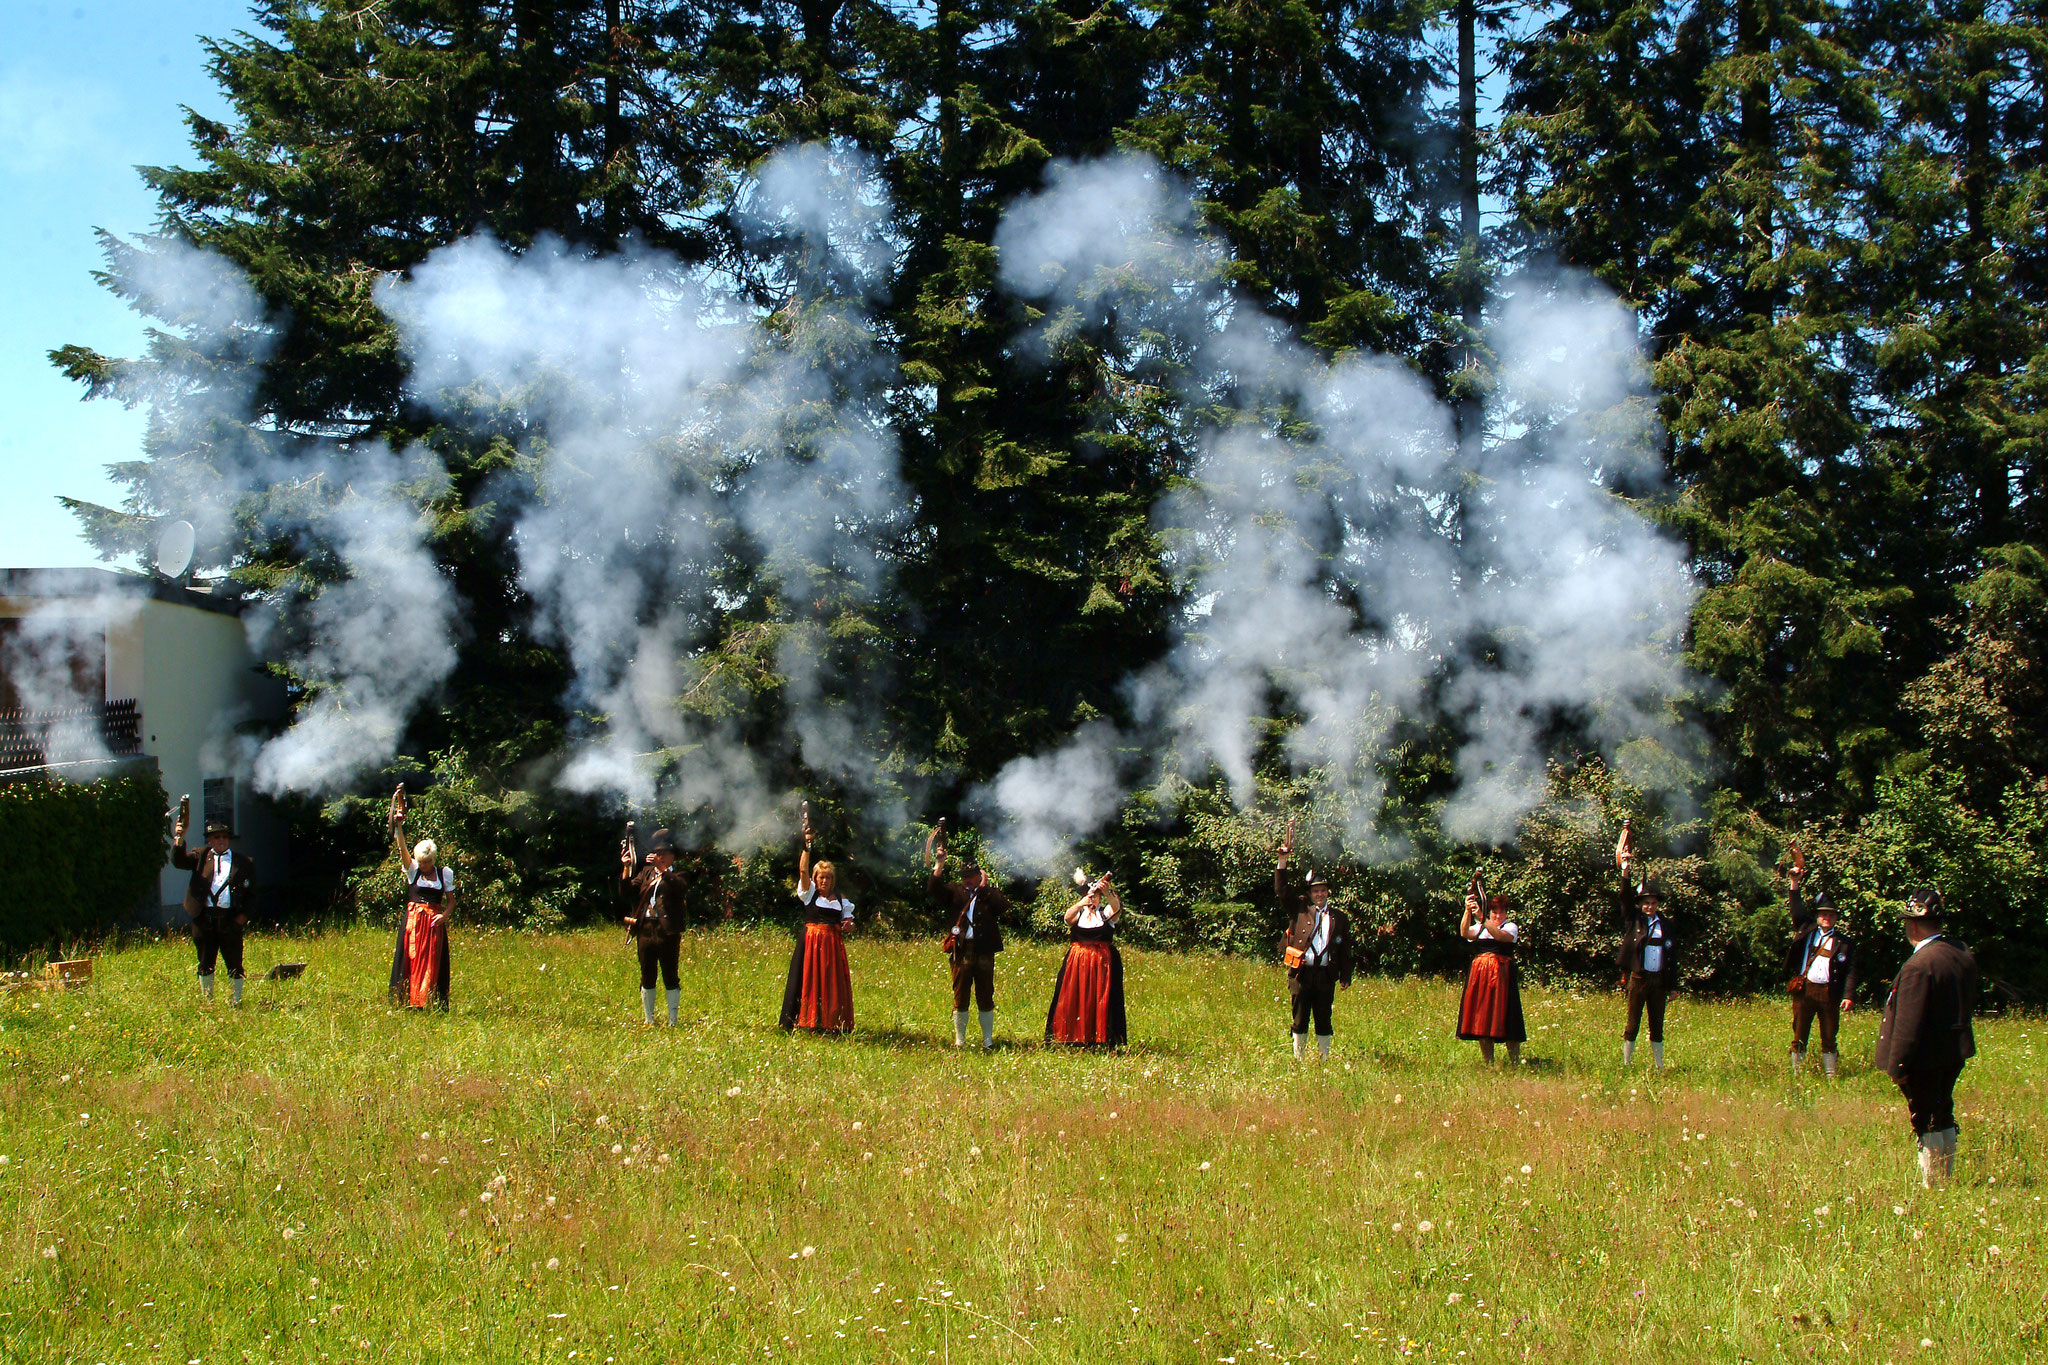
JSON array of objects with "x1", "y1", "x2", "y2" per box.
[{"x1": 153, "y1": 520, "x2": 196, "y2": 580}]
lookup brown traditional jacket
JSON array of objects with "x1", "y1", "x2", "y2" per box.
[
  {"x1": 170, "y1": 842, "x2": 254, "y2": 923},
  {"x1": 1275, "y1": 868, "x2": 1354, "y2": 985},
  {"x1": 1873, "y1": 936, "x2": 1978, "y2": 1079},
  {"x1": 931, "y1": 872, "x2": 1008, "y2": 954},
  {"x1": 621, "y1": 862, "x2": 688, "y2": 944},
  {"x1": 1614, "y1": 871, "x2": 1677, "y2": 984},
  {"x1": 1783, "y1": 886, "x2": 1859, "y2": 1004}
]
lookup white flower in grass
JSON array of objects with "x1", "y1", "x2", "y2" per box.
[
  {"x1": 1391, "y1": 1223, "x2": 1402, "y2": 1232},
  {"x1": 1815, "y1": 1205, "x2": 1830, "y2": 1219},
  {"x1": 802, "y1": 1246, "x2": 816, "y2": 1258},
  {"x1": 281, "y1": 1228, "x2": 295, "y2": 1240},
  {"x1": 1446, "y1": 1293, "x2": 1462, "y2": 1305},
  {"x1": 1989, "y1": 1245, "x2": 2001, "y2": 1257},
  {"x1": 610, "y1": 1144, "x2": 623, "y2": 1155},
  {"x1": 969, "y1": 1146, "x2": 981, "y2": 1157},
  {"x1": 1115, "y1": 1233, "x2": 1128, "y2": 1244},
  {"x1": 41, "y1": 1246, "x2": 58, "y2": 1259},
  {"x1": 1416, "y1": 1221, "x2": 1434, "y2": 1233},
  {"x1": 480, "y1": 1191, "x2": 493, "y2": 1203},
  {"x1": 1893, "y1": 1205, "x2": 1906, "y2": 1216},
  {"x1": 547, "y1": 1258, "x2": 561, "y2": 1271},
  {"x1": 1520, "y1": 1165, "x2": 1532, "y2": 1175},
  {"x1": 596, "y1": 1115, "x2": 610, "y2": 1127},
  {"x1": 1199, "y1": 1162, "x2": 1212, "y2": 1171},
  {"x1": 726, "y1": 1086, "x2": 742, "y2": 1098}
]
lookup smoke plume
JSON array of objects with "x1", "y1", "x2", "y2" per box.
[{"x1": 975, "y1": 153, "x2": 1698, "y2": 868}]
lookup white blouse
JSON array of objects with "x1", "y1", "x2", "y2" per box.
[{"x1": 799, "y1": 886, "x2": 854, "y2": 922}]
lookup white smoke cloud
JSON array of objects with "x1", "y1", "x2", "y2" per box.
[
  {"x1": 246, "y1": 448, "x2": 462, "y2": 795},
  {"x1": 974, "y1": 153, "x2": 1700, "y2": 868},
  {"x1": 0, "y1": 586, "x2": 141, "y2": 773},
  {"x1": 376, "y1": 145, "x2": 910, "y2": 838}
]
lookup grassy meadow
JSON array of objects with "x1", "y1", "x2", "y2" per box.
[{"x1": 1, "y1": 925, "x2": 2041, "y2": 1364}]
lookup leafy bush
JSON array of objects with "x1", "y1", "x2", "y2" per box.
[{"x1": 0, "y1": 765, "x2": 166, "y2": 959}]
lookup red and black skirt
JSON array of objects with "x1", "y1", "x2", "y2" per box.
[
  {"x1": 1456, "y1": 943, "x2": 1525, "y2": 1042},
  {"x1": 389, "y1": 901, "x2": 450, "y2": 1009},
  {"x1": 779, "y1": 919, "x2": 853, "y2": 1032},
  {"x1": 1045, "y1": 932, "x2": 1127, "y2": 1047}
]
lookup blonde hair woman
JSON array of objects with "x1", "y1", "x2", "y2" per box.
[
  {"x1": 385, "y1": 786, "x2": 454, "y2": 1009},
  {"x1": 779, "y1": 803, "x2": 854, "y2": 1033}
]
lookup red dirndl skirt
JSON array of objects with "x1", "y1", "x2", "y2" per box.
[
  {"x1": 398, "y1": 901, "x2": 449, "y2": 1009},
  {"x1": 1455, "y1": 948, "x2": 1525, "y2": 1042},
  {"x1": 1045, "y1": 941, "x2": 1127, "y2": 1046},
  {"x1": 794, "y1": 922, "x2": 853, "y2": 1032}
]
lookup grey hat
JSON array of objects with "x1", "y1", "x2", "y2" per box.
[{"x1": 648, "y1": 828, "x2": 678, "y2": 854}]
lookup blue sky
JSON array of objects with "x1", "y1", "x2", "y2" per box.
[{"x1": 2, "y1": 0, "x2": 253, "y2": 569}]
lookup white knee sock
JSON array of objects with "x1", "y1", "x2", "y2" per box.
[
  {"x1": 1621, "y1": 1039, "x2": 1634, "y2": 1066},
  {"x1": 641, "y1": 988, "x2": 658, "y2": 1025},
  {"x1": 1821, "y1": 1052, "x2": 1838, "y2": 1078},
  {"x1": 953, "y1": 1011, "x2": 969, "y2": 1047},
  {"x1": 1316, "y1": 1034, "x2": 1331, "y2": 1060},
  {"x1": 1651, "y1": 1041, "x2": 1665, "y2": 1070},
  {"x1": 199, "y1": 973, "x2": 215, "y2": 1001},
  {"x1": 666, "y1": 988, "x2": 680, "y2": 1026},
  {"x1": 229, "y1": 977, "x2": 243, "y2": 1007},
  {"x1": 1292, "y1": 1032, "x2": 1306, "y2": 1060},
  {"x1": 1789, "y1": 1046, "x2": 1806, "y2": 1071},
  {"x1": 979, "y1": 1009, "x2": 995, "y2": 1049}
]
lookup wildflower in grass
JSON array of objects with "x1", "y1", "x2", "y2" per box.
[
  {"x1": 547, "y1": 1259, "x2": 561, "y2": 1271},
  {"x1": 726, "y1": 1086, "x2": 742, "y2": 1098},
  {"x1": 802, "y1": 1246, "x2": 816, "y2": 1258},
  {"x1": 1200, "y1": 1162, "x2": 1212, "y2": 1171},
  {"x1": 611, "y1": 1144, "x2": 623, "y2": 1155},
  {"x1": 1392, "y1": 1223, "x2": 1401, "y2": 1231},
  {"x1": 1446, "y1": 1293, "x2": 1462, "y2": 1304},
  {"x1": 1520, "y1": 1165, "x2": 1531, "y2": 1175},
  {"x1": 41, "y1": 1246, "x2": 57, "y2": 1259},
  {"x1": 1417, "y1": 1221, "x2": 1433, "y2": 1233},
  {"x1": 282, "y1": 1228, "x2": 295, "y2": 1240}
]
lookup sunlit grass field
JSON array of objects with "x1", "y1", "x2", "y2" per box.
[{"x1": 1, "y1": 925, "x2": 2040, "y2": 1364}]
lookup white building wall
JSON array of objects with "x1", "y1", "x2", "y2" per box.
[{"x1": 2, "y1": 574, "x2": 285, "y2": 919}]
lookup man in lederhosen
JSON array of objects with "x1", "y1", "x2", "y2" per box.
[
  {"x1": 621, "y1": 828, "x2": 688, "y2": 1027},
  {"x1": 171, "y1": 814, "x2": 253, "y2": 1006},
  {"x1": 1873, "y1": 888, "x2": 1977, "y2": 1187},
  {"x1": 1615, "y1": 821, "x2": 1673, "y2": 1069},
  {"x1": 1784, "y1": 864, "x2": 1857, "y2": 1077},
  {"x1": 929, "y1": 834, "x2": 1010, "y2": 1050},
  {"x1": 1275, "y1": 821, "x2": 1352, "y2": 1061}
]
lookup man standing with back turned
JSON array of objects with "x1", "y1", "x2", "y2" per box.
[{"x1": 1873, "y1": 888, "x2": 1977, "y2": 1187}]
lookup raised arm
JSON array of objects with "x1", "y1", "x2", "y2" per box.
[
  {"x1": 389, "y1": 785, "x2": 416, "y2": 877},
  {"x1": 1273, "y1": 816, "x2": 1299, "y2": 914},
  {"x1": 1102, "y1": 883, "x2": 1122, "y2": 921},
  {"x1": 1063, "y1": 898, "x2": 1087, "y2": 926},
  {"x1": 1460, "y1": 873, "x2": 1482, "y2": 940}
]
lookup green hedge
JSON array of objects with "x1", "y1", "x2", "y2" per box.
[{"x1": 0, "y1": 766, "x2": 167, "y2": 959}]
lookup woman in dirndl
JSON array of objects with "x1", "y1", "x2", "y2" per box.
[
  {"x1": 1455, "y1": 876, "x2": 1523, "y2": 1064},
  {"x1": 385, "y1": 785, "x2": 453, "y2": 1010},
  {"x1": 1044, "y1": 872, "x2": 1127, "y2": 1048},
  {"x1": 779, "y1": 807, "x2": 854, "y2": 1033}
]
